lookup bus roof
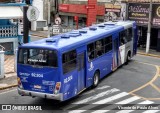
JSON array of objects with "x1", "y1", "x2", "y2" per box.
[{"x1": 20, "y1": 21, "x2": 135, "y2": 52}]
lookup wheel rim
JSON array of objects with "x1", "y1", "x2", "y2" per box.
[
  {"x1": 94, "y1": 74, "x2": 98, "y2": 85},
  {"x1": 128, "y1": 55, "x2": 131, "y2": 61}
]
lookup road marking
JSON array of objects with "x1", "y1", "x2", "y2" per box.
[
  {"x1": 93, "y1": 92, "x2": 129, "y2": 104},
  {"x1": 73, "y1": 88, "x2": 120, "y2": 104},
  {"x1": 81, "y1": 86, "x2": 110, "y2": 96},
  {"x1": 91, "y1": 110, "x2": 110, "y2": 113},
  {"x1": 115, "y1": 96, "x2": 140, "y2": 104},
  {"x1": 129, "y1": 62, "x2": 160, "y2": 100},
  {"x1": 142, "y1": 110, "x2": 160, "y2": 113},
  {"x1": 137, "y1": 53, "x2": 160, "y2": 59},
  {"x1": 129, "y1": 64, "x2": 159, "y2": 94},
  {"x1": 68, "y1": 110, "x2": 86, "y2": 113},
  {"x1": 97, "y1": 85, "x2": 110, "y2": 90},
  {"x1": 0, "y1": 89, "x2": 17, "y2": 95},
  {"x1": 150, "y1": 83, "x2": 160, "y2": 93},
  {"x1": 91, "y1": 96, "x2": 140, "y2": 113},
  {"x1": 116, "y1": 100, "x2": 154, "y2": 113}
]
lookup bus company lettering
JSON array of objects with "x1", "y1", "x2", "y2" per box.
[
  {"x1": 28, "y1": 59, "x2": 47, "y2": 63},
  {"x1": 19, "y1": 72, "x2": 30, "y2": 76},
  {"x1": 31, "y1": 73, "x2": 43, "y2": 78},
  {"x1": 64, "y1": 75, "x2": 73, "y2": 84},
  {"x1": 88, "y1": 62, "x2": 94, "y2": 71}
]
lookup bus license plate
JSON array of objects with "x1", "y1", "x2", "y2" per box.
[{"x1": 34, "y1": 85, "x2": 41, "y2": 89}]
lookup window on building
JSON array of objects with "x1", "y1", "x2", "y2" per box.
[{"x1": 62, "y1": 50, "x2": 77, "y2": 74}]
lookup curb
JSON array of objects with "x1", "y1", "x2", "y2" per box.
[
  {"x1": 137, "y1": 52, "x2": 160, "y2": 58},
  {"x1": 30, "y1": 34, "x2": 47, "y2": 38},
  {"x1": 0, "y1": 84, "x2": 17, "y2": 90}
]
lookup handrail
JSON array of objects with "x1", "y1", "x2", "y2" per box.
[{"x1": 0, "y1": 45, "x2": 5, "y2": 51}]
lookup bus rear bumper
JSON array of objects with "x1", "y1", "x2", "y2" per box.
[{"x1": 18, "y1": 88, "x2": 63, "y2": 101}]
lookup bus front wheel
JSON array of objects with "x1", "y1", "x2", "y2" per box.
[{"x1": 93, "y1": 71, "x2": 100, "y2": 88}]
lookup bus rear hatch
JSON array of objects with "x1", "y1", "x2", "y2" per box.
[{"x1": 17, "y1": 48, "x2": 60, "y2": 94}]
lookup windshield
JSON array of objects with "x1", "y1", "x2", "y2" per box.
[{"x1": 18, "y1": 48, "x2": 58, "y2": 67}]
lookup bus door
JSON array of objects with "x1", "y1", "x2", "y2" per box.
[
  {"x1": 112, "y1": 38, "x2": 119, "y2": 71},
  {"x1": 77, "y1": 52, "x2": 85, "y2": 92}
]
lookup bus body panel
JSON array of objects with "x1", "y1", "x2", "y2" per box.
[
  {"x1": 17, "y1": 65, "x2": 60, "y2": 94},
  {"x1": 62, "y1": 70, "x2": 78, "y2": 101},
  {"x1": 17, "y1": 21, "x2": 137, "y2": 101},
  {"x1": 133, "y1": 23, "x2": 138, "y2": 56},
  {"x1": 76, "y1": 46, "x2": 86, "y2": 92},
  {"x1": 86, "y1": 51, "x2": 113, "y2": 87}
]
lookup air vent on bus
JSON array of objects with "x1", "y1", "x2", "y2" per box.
[
  {"x1": 79, "y1": 30, "x2": 87, "y2": 34},
  {"x1": 46, "y1": 39, "x2": 56, "y2": 43},
  {"x1": 70, "y1": 31, "x2": 79, "y2": 34},
  {"x1": 69, "y1": 33, "x2": 81, "y2": 37},
  {"x1": 68, "y1": 31, "x2": 81, "y2": 37},
  {"x1": 61, "y1": 34, "x2": 70, "y2": 39},
  {"x1": 89, "y1": 27, "x2": 97, "y2": 31},
  {"x1": 98, "y1": 25, "x2": 105, "y2": 28}
]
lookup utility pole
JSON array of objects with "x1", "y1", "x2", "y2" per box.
[
  {"x1": 146, "y1": 0, "x2": 152, "y2": 54},
  {"x1": 23, "y1": 5, "x2": 29, "y2": 43},
  {"x1": 48, "y1": 0, "x2": 51, "y2": 37}
]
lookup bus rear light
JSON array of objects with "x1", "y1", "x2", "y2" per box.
[
  {"x1": 54, "y1": 82, "x2": 61, "y2": 94},
  {"x1": 17, "y1": 77, "x2": 23, "y2": 89}
]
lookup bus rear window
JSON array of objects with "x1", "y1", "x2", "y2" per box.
[{"x1": 18, "y1": 48, "x2": 58, "y2": 67}]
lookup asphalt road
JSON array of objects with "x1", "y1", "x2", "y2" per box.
[{"x1": 0, "y1": 55, "x2": 160, "y2": 113}]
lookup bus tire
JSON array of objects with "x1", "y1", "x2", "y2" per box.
[
  {"x1": 93, "y1": 71, "x2": 100, "y2": 88},
  {"x1": 125, "y1": 53, "x2": 131, "y2": 65}
]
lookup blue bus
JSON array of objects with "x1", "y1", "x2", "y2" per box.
[{"x1": 17, "y1": 21, "x2": 138, "y2": 101}]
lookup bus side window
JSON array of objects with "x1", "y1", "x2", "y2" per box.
[
  {"x1": 95, "y1": 39, "x2": 104, "y2": 57},
  {"x1": 120, "y1": 30, "x2": 127, "y2": 46},
  {"x1": 87, "y1": 43, "x2": 95, "y2": 61},
  {"x1": 126, "y1": 28, "x2": 133, "y2": 42},
  {"x1": 62, "y1": 50, "x2": 77, "y2": 74},
  {"x1": 48, "y1": 51, "x2": 57, "y2": 67},
  {"x1": 104, "y1": 36, "x2": 112, "y2": 53}
]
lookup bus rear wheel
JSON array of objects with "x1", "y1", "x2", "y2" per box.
[
  {"x1": 125, "y1": 53, "x2": 131, "y2": 65},
  {"x1": 93, "y1": 71, "x2": 99, "y2": 88}
]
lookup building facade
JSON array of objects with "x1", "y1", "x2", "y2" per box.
[
  {"x1": 0, "y1": 0, "x2": 26, "y2": 54},
  {"x1": 57, "y1": 0, "x2": 126, "y2": 30},
  {"x1": 126, "y1": 0, "x2": 160, "y2": 51}
]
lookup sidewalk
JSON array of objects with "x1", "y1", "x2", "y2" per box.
[
  {"x1": 0, "y1": 55, "x2": 17, "y2": 90},
  {"x1": 29, "y1": 30, "x2": 48, "y2": 38},
  {"x1": 137, "y1": 48, "x2": 160, "y2": 58}
]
